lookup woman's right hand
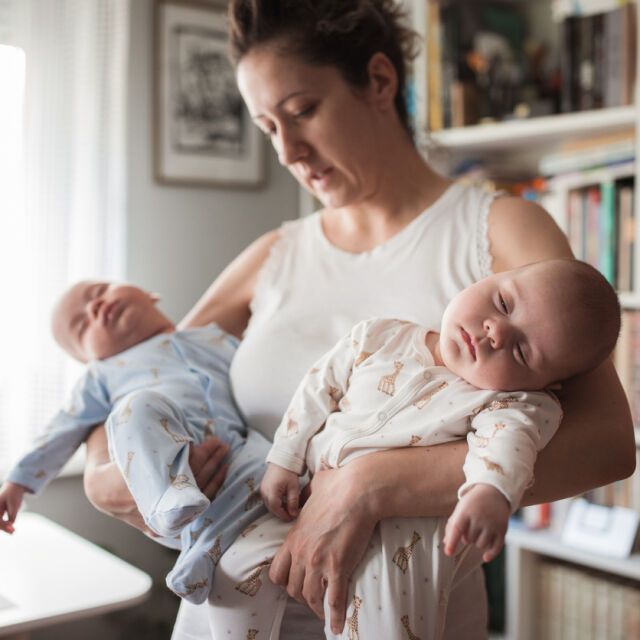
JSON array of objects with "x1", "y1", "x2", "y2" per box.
[
  {"x1": 83, "y1": 425, "x2": 230, "y2": 533},
  {"x1": 269, "y1": 464, "x2": 378, "y2": 634}
]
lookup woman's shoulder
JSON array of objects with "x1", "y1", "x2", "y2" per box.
[{"x1": 487, "y1": 195, "x2": 573, "y2": 273}]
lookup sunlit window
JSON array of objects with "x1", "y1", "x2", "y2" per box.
[{"x1": 0, "y1": 0, "x2": 129, "y2": 476}]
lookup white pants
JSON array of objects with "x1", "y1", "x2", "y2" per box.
[
  {"x1": 171, "y1": 522, "x2": 488, "y2": 640},
  {"x1": 206, "y1": 513, "x2": 482, "y2": 640}
]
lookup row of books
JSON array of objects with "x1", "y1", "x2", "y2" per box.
[
  {"x1": 559, "y1": 3, "x2": 636, "y2": 113},
  {"x1": 537, "y1": 559, "x2": 640, "y2": 639},
  {"x1": 564, "y1": 177, "x2": 635, "y2": 290},
  {"x1": 425, "y1": 1, "x2": 558, "y2": 130}
]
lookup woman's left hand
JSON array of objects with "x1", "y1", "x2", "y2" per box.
[{"x1": 268, "y1": 464, "x2": 377, "y2": 635}]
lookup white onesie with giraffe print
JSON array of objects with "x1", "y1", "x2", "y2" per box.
[{"x1": 209, "y1": 317, "x2": 562, "y2": 640}]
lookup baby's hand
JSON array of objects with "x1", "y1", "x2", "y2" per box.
[
  {"x1": 260, "y1": 463, "x2": 300, "y2": 522},
  {"x1": 443, "y1": 484, "x2": 510, "y2": 563},
  {"x1": 0, "y1": 481, "x2": 27, "y2": 534}
]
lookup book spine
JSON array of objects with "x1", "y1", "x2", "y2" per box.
[
  {"x1": 599, "y1": 181, "x2": 616, "y2": 284},
  {"x1": 427, "y1": 0, "x2": 443, "y2": 131}
]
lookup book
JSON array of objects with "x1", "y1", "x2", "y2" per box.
[
  {"x1": 620, "y1": 2, "x2": 637, "y2": 107},
  {"x1": 599, "y1": 180, "x2": 616, "y2": 284},
  {"x1": 567, "y1": 189, "x2": 585, "y2": 258},
  {"x1": 585, "y1": 186, "x2": 601, "y2": 269},
  {"x1": 427, "y1": 0, "x2": 443, "y2": 131},
  {"x1": 617, "y1": 184, "x2": 635, "y2": 291},
  {"x1": 539, "y1": 135, "x2": 635, "y2": 175}
]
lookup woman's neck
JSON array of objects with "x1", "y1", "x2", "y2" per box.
[{"x1": 321, "y1": 145, "x2": 452, "y2": 253}]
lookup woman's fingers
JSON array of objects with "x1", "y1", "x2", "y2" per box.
[
  {"x1": 327, "y1": 573, "x2": 349, "y2": 634},
  {"x1": 301, "y1": 570, "x2": 328, "y2": 620},
  {"x1": 270, "y1": 467, "x2": 377, "y2": 624},
  {"x1": 269, "y1": 545, "x2": 292, "y2": 588}
]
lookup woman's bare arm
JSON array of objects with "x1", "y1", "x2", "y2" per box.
[{"x1": 270, "y1": 197, "x2": 636, "y2": 631}]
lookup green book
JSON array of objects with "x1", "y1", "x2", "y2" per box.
[{"x1": 599, "y1": 180, "x2": 616, "y2": 285}]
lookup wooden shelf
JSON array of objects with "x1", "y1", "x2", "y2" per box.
[{"x1": 426, "y1": 106, "x2": 636, "y2": 153}]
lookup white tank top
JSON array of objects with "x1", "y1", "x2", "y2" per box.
[{"x1": 230, "y1": 182, "x2": 499, "y2": 441}]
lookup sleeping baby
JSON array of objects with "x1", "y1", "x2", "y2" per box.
[
  {"x1": 0, "y1": 280, "x2": 269, "y2": 604},
  {"x1": 207, "y1": 258, "x2": 621, "y2": 640}
]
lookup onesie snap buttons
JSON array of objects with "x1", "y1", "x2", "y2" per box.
[
  {"x1": 378, "y1": 411, "x2": 387, "y2": 421},
  {"x1": 423, "y1": 371, "x2": 432, "y2": 381}
]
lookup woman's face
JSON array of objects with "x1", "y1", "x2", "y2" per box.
[{"x1": 236, "y1": 43, "x2": 385, "y2": 209}]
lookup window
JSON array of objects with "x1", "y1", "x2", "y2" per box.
[{"x1": 0, "y1": 2, "x2": 129, "y2": 477}]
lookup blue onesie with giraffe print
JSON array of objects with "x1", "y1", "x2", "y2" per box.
[{"x1": 8, "y1": 323, "x2": 269, "y2": 604}]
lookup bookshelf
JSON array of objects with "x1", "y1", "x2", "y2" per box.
[
  {"x1": 505, "y1": 525, "x2": 640, "y2": 640},
  {"x1": 403, "y1": 0, "x2": 640, "y2": 638}
]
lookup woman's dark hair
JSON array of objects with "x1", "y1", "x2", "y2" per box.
[{"x1": 227, "y1": 0, "x2": 420, "y2": 137}]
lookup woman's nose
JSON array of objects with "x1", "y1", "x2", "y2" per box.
[{"x1": 275, "y1": 127, "x2": 307, "y2": 166}]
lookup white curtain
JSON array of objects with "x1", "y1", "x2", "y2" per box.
[{"x1": 0, "y1": 0, "x2": 129, "y2": 476}]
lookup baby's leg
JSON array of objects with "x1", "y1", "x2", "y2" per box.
[
  {"x1": 166, "y1": 428, "x2": 270, "y2": 603},
  {"x1": 106, "y1": 389, "x2": 209, "y2": 537},
  {"x1": 207, "y1": 512, "x2": 293, "y2": 640},
  {"x1": 323, "y1": 516, "x2": 476, "y2": 640}
]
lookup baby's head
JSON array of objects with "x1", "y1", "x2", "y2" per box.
[
  {"x1": 439, "y1": 258, "x2": 620, "y2": 391},
  {"x1": 51, "y1": 281, "x2": 174, "y2": 362}
]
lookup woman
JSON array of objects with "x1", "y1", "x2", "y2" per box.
[{"x1": 84, "y1": 1, "x2": 634, "y2": 638}]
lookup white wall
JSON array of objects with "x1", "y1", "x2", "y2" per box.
[
  {"x1": 126, "y1": 0, "x2": 298, "y2": 323},
  {"x1": 26, "y1": 1, "x2": 298, "y2": 637}
]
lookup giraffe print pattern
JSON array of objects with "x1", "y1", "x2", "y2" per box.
[
  {"x1": 401, "y1": 615, "x2": 422, "y2": 640},
  {"x1": 378, "y1": 361, "x2": 404, "y2": 396},
  {"x1": 346, "y1": 595, "x2": 363, "y2": 640},
  {"x1": 115, "y1": 396, "x2": 134, "y2": 424},
  {"x1": 328, "y1": 386, "x2": 340, "y2": 411},
  {"x1": 159, "y1": 417, "x2": 191, "y2": 443},
  {"x1": 124, "y1": 451, "x2": 135, "y2": 479},
  {"x1": 285, "y1": 410, "x2": 299, "y2": 437},
  {"x1": 174, "y1": 578, "x2": 208, "y2": 598},
  {"x1": 190, "y1": 518, "x2": 213, "y2": 544},
  {"x1": 412, "y1": 381, "x2": 448, "y2": 409},
  {"x1": 480, "y1": 456, "x2": 505, "y2": 475},
  {"x1": 487, "y1": 397, "x2": 519, "y2": 411},
  {"x1": 392, "y1": 531, "x2": 422, "y2": 574},
  {"x1": 235, "y1": 559, "x2": 272, "y2": 596},
  {"x1": 208, "y1": 534, "x2": 223, "y2": 565}
]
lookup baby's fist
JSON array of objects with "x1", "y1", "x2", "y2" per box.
[{"x1": 260, "y1": 464, "x2": 300, "y2": 521}]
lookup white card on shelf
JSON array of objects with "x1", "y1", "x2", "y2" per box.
[{"x1": 561, "y1": 498, "x2": 639, "y2": 558}]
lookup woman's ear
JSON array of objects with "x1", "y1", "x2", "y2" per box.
[{"x1": 366, "y1": 52, "x2": 398, "y2": 112}]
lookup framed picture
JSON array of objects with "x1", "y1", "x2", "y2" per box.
[{"x1": 154, "y1": 1, "x2": 264, "y2": 187}]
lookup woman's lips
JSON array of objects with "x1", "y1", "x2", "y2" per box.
[
  {"x1": 310, "y1": 167, "x2": 332, "y2": 188},
  {"x1": 460, "y1": 328, "x2": 476, "y2": 359}
]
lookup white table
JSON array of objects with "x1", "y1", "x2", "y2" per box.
[{"x1": 0, "y1": 512, "x2": 152, "y2": 638}]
